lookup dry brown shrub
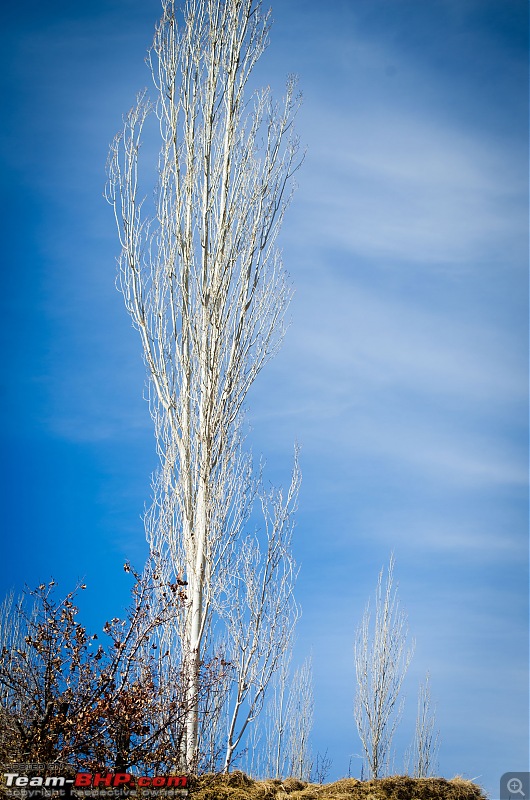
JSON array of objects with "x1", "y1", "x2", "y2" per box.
[
  {"x1": 192, "y1": 772, "x2": 278, "y2": 800},
  {"x1": 282, "y1": 778, "x2": 308, "y2": 792},
  {"x1": 188, "y1": 773, "x2": 486, "y2": 800}
]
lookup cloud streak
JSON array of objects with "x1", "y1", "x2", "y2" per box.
[{"x1": 295, "y1": 104, "x2": 526, "y2": 268}]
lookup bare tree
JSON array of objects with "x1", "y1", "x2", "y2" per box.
[
  {"x1": 106, "y1": 0, "x2": 302, "y2": 771},
  {"x1": 354, "y1": 554, "x2": 415, "y2": 779},
  {"x1": 311, "y1": 749, "x2": 332, "y2": 785},
  {"x1": 263, "y1": 640, "x2": 292, "y2": 779},
  {"x1": 405, "y1": 672, "x2": 440, "y2": 777},
  {"x1": 257, "y1": 644, "x2": 314, "y2": 781},
  {"x1": 243, "y1": 710, "x2": 263, "y2": 778},
  {"x1": 285, "y1": 654, "x2": 313, "y2": 780},
  {"x1": 221, "y1": 458, "x2": 300, "y2": 772}
]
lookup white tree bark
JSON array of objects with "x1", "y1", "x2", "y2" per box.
[
  {"x1": 106, "y1": 0, "x2": 302, "y2": 770},
  {"x1": 354, "y1": 554, "x2": 415, "y2": 779}
]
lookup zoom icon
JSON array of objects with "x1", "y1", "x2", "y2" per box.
[{"x1": 501, "y1": 773, "x2": 530, "y2": 800}]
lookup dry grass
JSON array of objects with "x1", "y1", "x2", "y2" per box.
[
  {"x1": 188, "y1": 772, "x2": 487, "y2": 800},
  {"x1": 0, "y1": 771, "x2": 487, "y2": 800}
]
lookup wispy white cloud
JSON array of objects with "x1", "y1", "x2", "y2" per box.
[
  {"x1": 250, "y1": 266, "x2": 526, "y2": 492},
  {"x1": 294, "y1": 106, "x2": 525, "y2": 267},
  {"x1": 282, "y1": 17, "x2": 527, "y2": 270},
  {"x1": 246, "y1": 20, "x2": 528, "y2": 506}
]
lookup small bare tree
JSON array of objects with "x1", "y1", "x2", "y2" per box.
[
  {"x1": 354, "y1": 554, "x2": 414, "y2": 779},
  {"x1": 285, "y1": 655, "x2": 313, "y2": 780},
  {"x1": 258, "y1": 645, "x2": 313, "y2": 780},
  {"x1": 106, "y1": 0, "x2": 302, "y2": 770},
  {"x1": 311, "y1": 749, "x2": 332, "y2": 785},
  {"x1": 405, "y1": 672, "x2": 440, "y2": 777},
  {"x1": 263, "y1": 642, "x2": 292, "y2": 778},
  {"x1": 221, "y1": 458, "x2": 300, "y2": 772}
]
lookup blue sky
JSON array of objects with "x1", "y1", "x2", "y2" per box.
[{"x1": 1, "y1": 0, "x2": 528, "y2": 794}]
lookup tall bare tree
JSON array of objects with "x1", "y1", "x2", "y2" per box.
[
  {"x1": 354, "y1": 555, "x2": 415, "y2": 778},
  {"x1": 106, "y1": 0, "x2": 302, "y2": 770},
  {"x1": 405, "y1": 672, "x2": 440, "y2": 778}
]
